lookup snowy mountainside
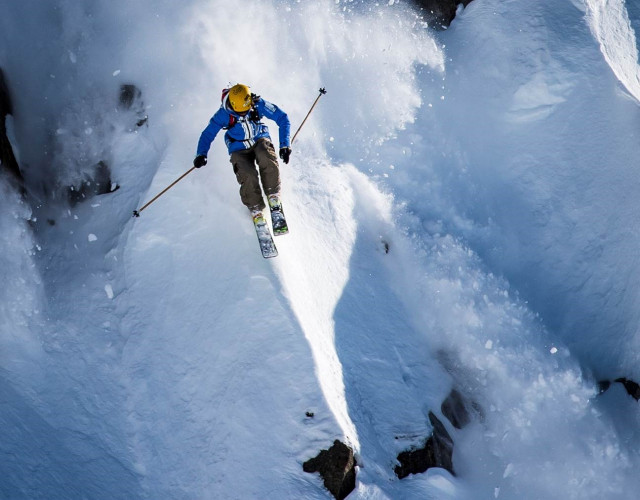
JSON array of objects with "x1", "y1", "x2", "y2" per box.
[{"x1": 2, "y1": 0, "x2": 640, "y2": 499}]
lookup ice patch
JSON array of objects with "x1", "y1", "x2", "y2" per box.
[{"x1": 508, "y1": 72, "x2": 572, "y2": 121}]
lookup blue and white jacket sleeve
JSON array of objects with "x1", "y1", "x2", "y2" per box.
[
  {"x1": 196, "y1": 108, "x2": 229, "y2": 157},
  {"x1": 258, "y1": 99, "x2": 291, "y2": 149}
]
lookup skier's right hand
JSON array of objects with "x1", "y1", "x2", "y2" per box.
[{"x1": 193, "y1": 155, "x2": 207, "y2": 168}]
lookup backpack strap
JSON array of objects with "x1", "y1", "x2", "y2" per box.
[{"x1": 249, "y1": 93, "x2": 262, "y2": 122}]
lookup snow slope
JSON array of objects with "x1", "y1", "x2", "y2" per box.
[{"x1": 2, "y1": 0, "x2": 640, "y2": 499}]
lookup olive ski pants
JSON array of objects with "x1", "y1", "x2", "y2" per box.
[{"x1": 229, "y1": 138, "x2": 281, "y2": 211}]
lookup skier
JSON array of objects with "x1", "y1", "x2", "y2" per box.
[{"x1": 193, "y1": 84, "x2": 291, "y2": 231}]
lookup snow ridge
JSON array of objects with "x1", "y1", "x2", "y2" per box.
[{"x1": 584, "y1": 0, "x2": 640, "y2": 103}]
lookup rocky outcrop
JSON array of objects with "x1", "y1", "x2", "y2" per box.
[
  {"x1": 0, "y1": 68, "x2": 11, "y2": 117},
  {"x1": 394, "y1": 388, "x2": 483, "y2": 480},
  {"x1": 304, "y1": 390, "x2": 482, "y2": 491},
  {"x1": 412, "y1": 0, "x2": 474, "y2": 29},
  {"x1": 0, "y1": 67, "x2": 24, "y2": 186},
  {"x1": 394, "y1": 411, "x2": 454, "y2": 479},
  {"x1": 303, "y1": 440, "x2": 356, "y2": 500},
  {"x1": 599, "y1": 377, "x2": 640, "y2": 401}
]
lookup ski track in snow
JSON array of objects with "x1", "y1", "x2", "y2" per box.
[{"x1": 2, "y1": 0, "x2": 640, "y2": 499}]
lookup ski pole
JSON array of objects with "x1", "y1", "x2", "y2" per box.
[
  {"x1": 132, "y1": 166, "x2": 197, "y2": 217},
  {"x1": 291, "y1": 87, "x2": 327, "y2": 145}
]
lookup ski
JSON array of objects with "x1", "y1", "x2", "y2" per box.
[
  {"x1": 268, "y1": 194, "x2": 289, "y2": 236},
  {"x1": 252, "y1": 210, "x2": 278, "y2": 258}
]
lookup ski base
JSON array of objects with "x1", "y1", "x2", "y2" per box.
[
  {"x1": 268, "y1": 195, "x2": 289, "y2": 236},
  {"x1": 252, "y1": 211, "x2": 278, "y2": 259}
]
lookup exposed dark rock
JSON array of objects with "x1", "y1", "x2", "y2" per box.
[
  {"x1": 0, "y1": 67, "x2": 24, "y2": 185},
  {"x1": 394, "y1": 411, "x2": 454, "y2": 479},
  {"x1": 597, "y1": 380, "x2": 611, "y2": 394},
  {"x1": 441, "y1": 389, "x2": 470, "y2": 429},
  {"x1": 303, "y1": 440, "x2": 356, "y2": 500},
  {"x1": 429, "y1": 411, "x2": 454, "y2": 471},
  {"x1": 395, "y1": 441, "x2": 432, "y2": 479},
  {"x1": 67, "y1": 160, "x2": 119, "y2": 206},
  {"x1": 0, "y1": 68, "x2": 13, "y2": 116},
  {"x1": 119, "y1": 84, "x2": 139, "y2": 109},
  {"x1": 599, "y1": 378, "x2": 640, "y2": 401},
  {"x1": 119, "y1": 83, "x2": 148, "y2": 129},
  {"x1": 616, "y1": 378, "x2": 640, "y2": 400},
  {"x1": 598, "y1": 378, "x2": 640, "y2": 401},
  {"x1": 441, "y1": 388, "x2": 484, "y2": 428},
  {"x1": 412, "y1": 0, "x2": 474, "y2": 29}
]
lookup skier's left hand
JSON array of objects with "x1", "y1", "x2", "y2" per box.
[{"x1": 279, "y1": 147, "x2": 291, "y2": 164}]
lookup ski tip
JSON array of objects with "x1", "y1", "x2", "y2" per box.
[{"x1": 261, "y1": 245, "x2": 278, "y2": 258}]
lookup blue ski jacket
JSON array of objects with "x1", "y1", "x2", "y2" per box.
[{"x1": 196, "y1": 94, "x2": 291, "y2": 157}]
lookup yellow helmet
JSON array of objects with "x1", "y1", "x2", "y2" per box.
[{"x1": 228, "y1": 84, "x2": 252, "y2": 113}]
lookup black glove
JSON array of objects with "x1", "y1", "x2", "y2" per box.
[
  {"x1": 279, "y1": 147, "x2": 291, "y2": 164},
  {"x1": 193, "y1": 155, "x2": 207, "y2": 168}
]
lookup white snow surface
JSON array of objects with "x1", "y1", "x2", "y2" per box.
[{"x1": 2, "y1": 0, "x2": 640, "y2": 498}]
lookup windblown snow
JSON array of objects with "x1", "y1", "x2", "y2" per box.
[{"x1": 2, "y1": 0, "x2": 640, "y2": 499}]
